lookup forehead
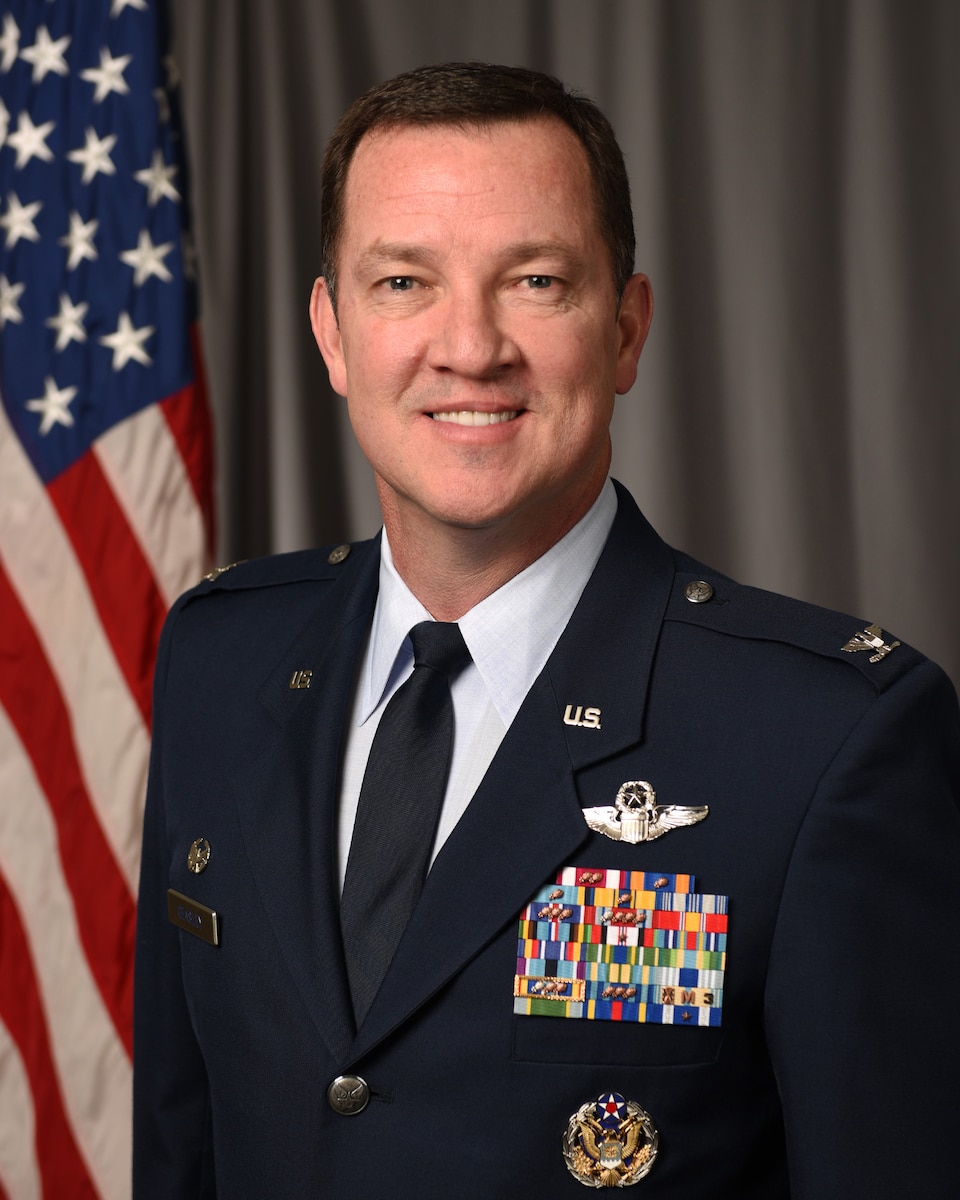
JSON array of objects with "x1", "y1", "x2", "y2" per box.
[{"x1": 340, "y1": 117, "x2": 600, "y2": 249}]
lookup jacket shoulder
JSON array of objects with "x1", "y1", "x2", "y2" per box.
[
  {"x1": 664, "y1": 552, "x2": 925, "y2": 694},
  {"x1": 176, "y1": 537, "x2": 377, "y2": 605},
  {"x1": 158, "y1": 537, "x2": 379, "y2": 651}
]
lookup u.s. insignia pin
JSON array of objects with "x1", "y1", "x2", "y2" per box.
[
  {"x1": 563, "y1": 1092, "x2": 658, "y2": 1187},
  {"x1": 583, "y1": 780, "x2": 708, "y2": 844}
]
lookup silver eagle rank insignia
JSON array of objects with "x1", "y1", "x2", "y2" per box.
[
  {"x1": 563, "y1": 1091, "x2": 659, "y2": 1187},
  {"x1": 583, "y1": 780, "x2": 708, "y2": 844},
  {"x1": 841, "y1": 623, "x2": 901, "y2": 663}
]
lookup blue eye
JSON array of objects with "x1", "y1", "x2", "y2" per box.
[
  {"x1": 387, "y1": 276, "x2": 415, "y2": 291},
  {"x1": 527, "y1": 275, "x2": 553, "y2": 289}
]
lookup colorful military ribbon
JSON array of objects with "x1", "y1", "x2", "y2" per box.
[{"x1": 514, "y1": 866, "x2": 728, "y2": 1026}]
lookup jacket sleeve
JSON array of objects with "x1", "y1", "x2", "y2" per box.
[
  {"x1": 764, "y1": 658, "x2": 960, "y2": 1197},
  {"x1": 133, "y1": 605, "x2": 216, "y2": 1199}
]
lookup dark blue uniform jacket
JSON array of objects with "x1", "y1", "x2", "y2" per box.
[{"x1": 134, "y1": 483, "x2": 960, "y2": 1197}]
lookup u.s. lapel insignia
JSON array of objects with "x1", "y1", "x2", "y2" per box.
[
  {"x1": 583, "y1": 780, "x2": 708, "y2": 844},
  {"x1": 841, "y1": 623, "x2": 901, "y2": 663},
  {"x1": 563, "y1": 1091, "x2": 659, "y2": 1187},
  {"x1": 563, "y1": 703, "x2": 602, "y2": 730}
]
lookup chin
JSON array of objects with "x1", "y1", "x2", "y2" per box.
[{"x1": 429, "y1": 500, "x2": 515, "y2": 531}]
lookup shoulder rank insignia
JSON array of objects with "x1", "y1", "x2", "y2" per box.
[
  {"x1": 202, "y1": 560, "x2": 245, "y2": 582},
  {"x1": 841, "y1": 623, "x2": 901, "y2": 663},
  {"x1": 563, "y1": 1092, "x2": 658, "y2": 1187},
  {"x1": 583, "y1": 780, "x2": 708, "y2": 844}
]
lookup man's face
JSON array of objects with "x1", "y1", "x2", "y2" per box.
[{"x1": 312, "y1": 118, "x2": 652, "y2": 551}]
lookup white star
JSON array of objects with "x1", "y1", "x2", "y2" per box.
[
  {"x1": 120, "y1": 228, "x2": 175, "y2": 286},
  {"x1": 134, "y1": 148, "x2": 179, "y2": 206},
  {"x1": 100, "y1": 311, "x2": 154, "y2": 370},
  {"x1": 26, "y1": 375, "x2": 77, "y2": 435},
  {"x1": 45, "y1": 293, "x2": 89, "y2": 351},
  {"x1": 59, "y1": 210, "x2": 99, "y2": 269},
  {"x1": 0, "y1": 274, "x2": 25, "y2": 328},
  {"x1": 0, "y1": 14, "x2": 20, "y2": 74},
  {"x1": 111, "y1": 0, "x2": 148, "y2": 15},
  {"x1": 68, "y1": 127, "x2": 117, "y2": 184},
  {"x1": 19, "y1": 25, "x2": 70, "y2": 84},
  {"x1": 0, "y1": 192, "x2": 42, "y2": 247},
  {"x1": 0, "y1": 97, "x2": 10, "y2": 145},
  {"x1": 80, "y1": 47, "x2": 131, "y2": 103},
  {"x1": 6, "y1": 110, "x2": 56, "y2": 169}
]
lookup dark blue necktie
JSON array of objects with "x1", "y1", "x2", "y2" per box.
[{"x1": 341, "y1": 621, "x2": 471, "y2": 1025}]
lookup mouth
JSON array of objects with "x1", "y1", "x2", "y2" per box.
[{"x1": 429, "y1": 410, "x2": 520, "y2": 426}]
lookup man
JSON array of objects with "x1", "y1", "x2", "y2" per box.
[{"x1": 134, "y1": 63, "x2": 960, "y2": 1197}]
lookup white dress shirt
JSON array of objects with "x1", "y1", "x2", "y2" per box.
[{"x1": 337, "y1": 478, "x2": 618, "y2": 888}]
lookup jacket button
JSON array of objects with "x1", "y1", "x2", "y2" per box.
[
  {"x1": 684, "y1": 580, "x2": 714, "y2": 604},
  {"x1": 327, "y1": 1074, "x2": 369, "y2": 1115}
]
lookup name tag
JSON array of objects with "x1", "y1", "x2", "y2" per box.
[
  {"x1": 167, "y1": 888, "x2": 220, "y2": 946},
  {"x1": 514, "y1": 866, "x2": 727, "y2": 1025}
]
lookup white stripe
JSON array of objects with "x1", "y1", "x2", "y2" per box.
[
  {"x1": 0, "y1": 1016, "x2": 41, "y2": 1200},
  {"x1": 0, "y1": 406, "x2": 147, "y2": 894},
  {"x1": 0, "y1": 706, "x2": 132, "y2": 1200},
  {"x1": 94, "y1": 402, "x2": 208, "y2": 608}
]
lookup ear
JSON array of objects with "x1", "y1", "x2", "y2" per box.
[
  {"x1": 614, "y1": 273, "x2": 654, "y2": 395},
  {"x1": 309, "y1": 277, "x2": 348, "y2": 397}
]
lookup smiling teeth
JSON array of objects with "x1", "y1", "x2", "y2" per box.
[{"x1": 431, "y1": 410, "x2": 519, "y2": 426}]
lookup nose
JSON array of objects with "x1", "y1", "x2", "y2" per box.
[{"x1": 426, "y1": 287, "x2": 519, "y2": 378}]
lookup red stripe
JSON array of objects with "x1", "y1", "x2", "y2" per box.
[
  {"x1": 47, "y1": 450, "x2": 167, "y2": 727},
  {"x1": 0, "y1": 563, "x2": 135, "y2": 1055},
  {"x1": 0, "y1": 869, "x2": 98, "y2": 1198},
  {"x1": 161, "y1": 326, "x2": 216, "y2": 552}
]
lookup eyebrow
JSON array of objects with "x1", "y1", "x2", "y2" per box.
[
  {"x1": 354, "y1": 240, "x2": 587, "y2": 276},
  {"x1": 355, "y1": 243, "x2": 438, "y2": 276}
]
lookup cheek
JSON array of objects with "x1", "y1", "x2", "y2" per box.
[
  {"x1": 540, "y1": 334, "x2": 617, "y2": 424},
  {"x1": 532, "y1": 318, "x2": 613, "y2": 387},
  {"x1": 348, "y1": 324, "x2": 423, "y2": 396}
]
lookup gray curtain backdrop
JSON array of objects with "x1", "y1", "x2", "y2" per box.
[{"x1": 172, "y1": 0, "x2": 960, "y2": 687}]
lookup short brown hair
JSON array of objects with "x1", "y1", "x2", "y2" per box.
[{"x1": 320, "y1": 62, "x2": 635, "y2": 311}]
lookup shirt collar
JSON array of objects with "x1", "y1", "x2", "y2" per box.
[{"x1": 359, "y1": 477, "x2": 618, "y2": 728}]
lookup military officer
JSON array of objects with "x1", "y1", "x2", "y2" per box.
[{"x1": 134, "y1": 63, "x2": 960, "y2": 1197}]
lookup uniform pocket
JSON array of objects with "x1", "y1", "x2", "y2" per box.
[{"x1": 511, "y1": 1014, "x2": 723, "y2": 1067}]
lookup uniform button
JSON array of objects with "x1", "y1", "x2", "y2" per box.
[
  {"x1": 327, "y1": 544, "x2": 351, "y2": 565},
  {"x1": 327, "y1": 1074, "x2": 369, "y2": 1115},
  {"x1": 684, "y1": 580, "x2": 714, "y2": 604}
]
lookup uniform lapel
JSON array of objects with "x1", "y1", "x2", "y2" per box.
[
  {"x1": 231, "y1": 542, "x2": 379, "y2": 1065},
  {"x1": 350, "y1": 486, "x2": 677, "y2": 1061}
]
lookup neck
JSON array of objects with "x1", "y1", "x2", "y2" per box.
[{"x1": 381, "y1": 484, "x2": 605, "y2": 621}]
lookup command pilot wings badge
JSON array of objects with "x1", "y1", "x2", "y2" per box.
[{"x1": 583, "y1": 780, "x2": 708, "y2": 844}]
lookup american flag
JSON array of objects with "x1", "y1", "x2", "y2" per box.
[{"x1": 0, "y1": 1, "x2": 213, "y2": 1196}]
